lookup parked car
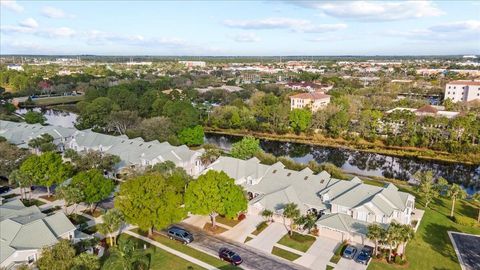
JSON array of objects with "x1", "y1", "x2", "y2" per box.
[
  {"x1": 167, "y1": 226, "x2": 194, "y2": 244},
  {"x1": 356, "y1": 246, "x2": 374, "y2": 265},
  {"x1": 342, "y1": 245, "x2": 357, "y2": 259},
  {"x1": 0, "y1": 186, "x2": 11, "y2": 194},
  {"x1": 219, "y1": 247, "x2": 243, "y2": 265}
]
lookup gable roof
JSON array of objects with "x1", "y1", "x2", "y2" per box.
[{"x1": 0, "y1": 200, "x2": 76, "y2": 265}]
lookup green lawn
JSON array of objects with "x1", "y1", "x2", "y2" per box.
[
  {"x1": 20, "y1": 198, "x2": 45, "y2": 207},
  {"x1": 251, "y1": 221, "x2": 268, "y2": 236},
  {"x1": 67, "y1": 213, "x2": 91, "y2": 225},
  {"x1": 216, "y1": 216, "x2": 242, "y2": 227},
  {"x1": 368, "y1": 192, "x2": 480, "y2": 270},
  {"x1": 81, "y1": 225, "x2": 99, "y2": 235},
  {"x1": 102, "y1": 234, "x2": 205, "y2": 270},
  {"x1": 131, "y1": 229, "x2": 241, "y2": 270},
  {"x1": 33, "y1": 95, "x2": 84, "y2": 105},
  {"x1": 277, "y1": 232, "x2": 316, "y2": 252},
  {"x1": 271, "y1": 246, "x2": 301, "y2": 261}
]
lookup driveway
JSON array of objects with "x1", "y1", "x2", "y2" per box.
[
  {"x1": 335, "y1": 243, "x2": 368, "y2": 270},
  {"x1": 246, "y1": 222, "x2": 288, "y2": 253},
  {"x1": 179, "y1": 222, "x2": 309, "y2": 270},
  {"x1": 221, "y1": 214, "x2": 263, "y2": 242},
  {"x1": 449, "y1": 231, "x2": 480, "y2": 270},
  {"x1": 294, "y1": 235, "x2": 339, "y2": 270}
]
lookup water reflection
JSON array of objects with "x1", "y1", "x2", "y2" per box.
[
  {"x1": 205, "y1": 133, "x2": 480, "y2": 190},
  {"x1": 16, "y1": 108, "x2": 78, "y2": 128}
]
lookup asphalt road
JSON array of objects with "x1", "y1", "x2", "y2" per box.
[
  {"x1": 178, "y1": 223, "x2": 310, "y2": 270},
  {"x1": 450, "y1": 232, "x2": 480, "y2": 270}
]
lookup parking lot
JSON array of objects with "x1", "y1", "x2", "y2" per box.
[{"x1": 449, "y1": 231, "x2": 480, "y2": 270}]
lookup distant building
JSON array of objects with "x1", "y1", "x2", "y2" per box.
[
  {"x1": 290, "y1": 92, "x2": 331, "y2": 112},
  {"x1": 445, "y1": 80, "x2": 480, "y2": 102},
  {"x1": 7, "y1": 64, "x2": 23, "y2": 71},
  {"x1": 386, "y1": 105, "x2": 459, "y2": 119},
  {"x1": 285, "y1": 82, "x2": 332, "y2": 92},
  {"x1": 179, "y1": 61, "x2": 206, "y2": 68}
]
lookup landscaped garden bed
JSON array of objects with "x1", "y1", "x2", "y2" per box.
[
  {"x1": 68, "y1": 213, "x2": 91, "y2": 225},
  {"x1": 1, "y1": 193, "x2": 18, "y2": 200},
  {"x1": 203, "y1": 223, "x2": 228, "y2": 234},
  {"x1": 330, "y1": 241, "x2": 348, "y2": 264},
  {"x1": 277, "y1": 231, "x2": 316, "y2": 252}
]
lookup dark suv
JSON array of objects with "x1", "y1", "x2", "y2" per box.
[
  {"x1": 219, "y1": 248, "x2": 243, "y2": 265},
  {"x1": 167, "y1": 226, "x2": 194, "y2": 244},
  {"x1": 355, "y1": 245, "x2": 374, "y2": 265}
]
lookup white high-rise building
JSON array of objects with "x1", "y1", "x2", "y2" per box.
[{"x1": 444, "y1": 80, "x2": 480, "y2": 102}]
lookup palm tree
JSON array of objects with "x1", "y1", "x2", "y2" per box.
[
  {"x1": 367, "y1": 223, "x2": 385, "y2": 256},
  {"x1": 446, "y1": 184, "x2": 467, "y2": 218},
  {"x1": 384, "y1": 222, "x2": 402, "y2": 262},
  {"x1": 106, "y1": 239, "x2": 150, "y2": 270},
  {"x1": 398, "y1": 224, "x2": 415, "y2": 259},
  {"x1": 297, "y1": 214, "x2": 317, "y2": 233},
  {"x1": 261, "y1": 209, "x2": 273, "y2": 223},
  {"x1": 283, "y1": 203, "x2": 300, "y2": 236},
  {"x1": 98, "y1": 209, "x2": 124, "y2": 246},
  {"x1": 9, "y1": 170, "x2": 30, "y2": 200}
]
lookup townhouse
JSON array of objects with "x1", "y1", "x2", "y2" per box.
[
  {"x1": 205, "y1": 156, "x2": 415, "y2": 243},
  {"x1": 0, "y1": 199, "x2": 78, "y2": 268},
  {"x1": 0, "y1": 120, "x2": 204, "y2": 176}
]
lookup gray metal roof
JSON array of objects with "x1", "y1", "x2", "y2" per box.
[{"x1": 0, "y1": 200, "x2": 75, "y2": 264}]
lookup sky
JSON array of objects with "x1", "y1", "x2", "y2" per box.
[{"x1": 1, "y1": 0, "x2": 479, "y2": 56}]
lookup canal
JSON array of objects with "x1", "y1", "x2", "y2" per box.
[{"x1": 17, "y1": 107, "x2": 479, "y2": 191}]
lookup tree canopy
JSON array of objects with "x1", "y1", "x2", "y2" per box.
[
  {"x1": 70, "y1": 169, "x2": 115, "y2": 210},
  {"x1": 115, "y1": 173, "x2": 186, "y2": 236},
  {"x1": 230, "y1": 136, "x2": 261, "y2": 160},
  {"x1": 185, "y1": 170, "x2": 247, "y2": 227}
]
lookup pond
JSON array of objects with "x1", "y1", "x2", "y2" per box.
[
  {"x1": 204, "y1": 133, "x2": 480, "y2": 191},
  {"x1": 16, "y1": 108, "x2": 78, "y2": 128}
]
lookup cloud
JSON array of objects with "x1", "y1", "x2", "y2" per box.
[
  {"x1": 223, "y1": 17, "x2": 346, "y2": 33},
  {"x1": 429, "y1": 20, "x2": 480, "y2": 32},
  {"x1": 0, "y1": 0, "x2": 24, "y2": 12},
  {"x1": 19, "y1": 18, "x2": 39, "y2": 29},
  {"x1": 85, "y1": 30, "x2": 185, "y2": 47},
  {"x1": 285, "y1": 1, "x2": 444, "y2": 21},
  {"x1": 387, "y1": 20, "x2": 480, "y2": 42},
  {"x1": 41, "y1": 6, "x2": 74, "y2": 19},
  {"x1": 231, "y1": 33, "x2": 260, "y2": 43},
  {"x1": 1, "y1": 23, "x2": 75, "y2": 38}
]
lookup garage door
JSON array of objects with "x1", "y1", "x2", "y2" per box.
[{"x1": 319, "y1": 227, "x2": 346, "y2": 241}]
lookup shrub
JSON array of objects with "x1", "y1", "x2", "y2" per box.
[
  {"x1": 238, "y1": 213, "x2": 246, "y2": 221},
  {"x1": 453, "y1": 216, "x2": 476, "y2": 227}
]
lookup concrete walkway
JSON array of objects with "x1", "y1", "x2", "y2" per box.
[
  {"x1": 221, "y1": 214, "x2": 263, "y2": 243},
  {"x1": 246, "y1": 222, "x2": 288, "y2": 253},
  {"x1": 125, "y1": 230, "x2": 219, "y2": 270}
]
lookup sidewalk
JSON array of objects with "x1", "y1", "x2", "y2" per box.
[{"x1": 125, "y1": 230, "x2": 219, "y2": 270}]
